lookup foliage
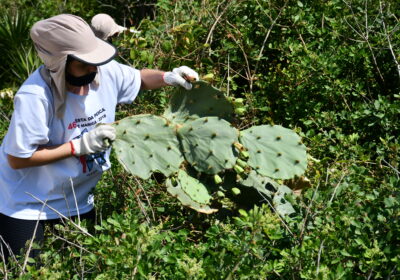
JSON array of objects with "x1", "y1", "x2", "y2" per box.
[{"x1": 1, "y1": 0, "x2": 400, "y2": 279}]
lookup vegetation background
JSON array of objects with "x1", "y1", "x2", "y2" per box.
[{"x1": 0, "y1": 0, "x2": 399, "y2": 279}]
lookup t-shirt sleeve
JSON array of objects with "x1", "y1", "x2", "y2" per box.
[
  {"x1": 4, "y1": 92, "x2": 51, "y2": 158},
  {"x1": 103, "y1": 61, "x2": 141, "y2": 104}
]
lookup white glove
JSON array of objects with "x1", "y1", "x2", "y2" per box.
[
  {"x1": 70, "y1": 124, "x2": 116, "y2": 156},
  {"x1": 163, "y1": 66, "x2": 199, "y2": 90}
]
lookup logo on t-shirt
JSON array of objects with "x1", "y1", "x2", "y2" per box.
[{"x1": 73, "y1": 128, "x2": 108, "y2": 173}]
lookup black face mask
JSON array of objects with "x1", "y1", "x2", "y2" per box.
[{"x1": 65, "y1": 71, "x2": 97, "y2": 87}]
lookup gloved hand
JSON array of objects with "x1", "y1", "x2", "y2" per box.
[
  {"x1": 70, "y1": 124, "x2": 116, "y2": 156},
  {"x1": 163, "y1": 66, "x2": 199, "y2": 90}
]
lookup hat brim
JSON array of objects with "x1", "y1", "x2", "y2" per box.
[
  {"x1": 69, "y1": 37, "x2": 117, "y2": 66},
  {"x1": 116, "y1": 25, "x2": 127, "y2": 33}
]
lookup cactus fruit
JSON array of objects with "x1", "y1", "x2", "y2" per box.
[
  {"x1": 231, "y1": 187, "x2": 241, "y2": 195},
  {"x1": 234, "y1": 107, "x2": 246, "y2": 116},
  {"x1": 233, "y1": 164, "x2": 245, "y2": 174},
  {"x1": 214, "y1": 174, "x2": 223, "y2": 185},
  {"x1": 236, "y1": 158, "x2": 247, "y2": 169},
  {"x1": 163, "y1": 81, "x2": 234, "y2": 124},
  {"x1": 217, "y1": 191, "x2": 225, "y2": 197},
  {"x1": 166, "y1": 170, "x2": 217, "y2": 214},
  {"x1": 202, "y1": 73, "x2": 215, "y2": 82},
  {"x1": 178, "y1": 117, "x2": 239, "y2": 174},
  {"x1": 239, "y1": 125, "x2": 307, "y2": 180},
  {"x1": 232, "y1": 98, "x2": 244, "y2": 106},
  {"x1": 239, "y1": 150, "x2": 249, "y2": 159},
  {"x1": 112, "y1": 115, "x2": 184, "y2": 179}
]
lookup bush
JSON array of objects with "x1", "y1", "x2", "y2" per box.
[{"x1": 1, "y1": 0, "x2": 399, "y2": 279}]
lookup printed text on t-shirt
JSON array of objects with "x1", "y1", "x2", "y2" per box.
[{"x1": 67, "y1": 108, "x2": 107, "y2": 129}]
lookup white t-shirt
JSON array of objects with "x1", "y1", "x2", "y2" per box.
[{"x1": 0, "y1": 60, "x2": 141, "y2": 220}]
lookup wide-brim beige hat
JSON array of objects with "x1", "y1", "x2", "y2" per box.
[
  {"x1": 31, "y1": 14, "x2": 117, "y2": 66},
  {"x1": 68, "y1": 38, "x2": 117, "y2": 66},
  {"x1": 91, "y1": 13, "x2": 127, "y2": 40}
]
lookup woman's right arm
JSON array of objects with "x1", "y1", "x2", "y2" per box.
[
  {"x1": 7, "y1": 142, "x2": 73, "y2": 169},
  {"x1": 7, "y1": 123, "x2": 116, "y2": 169}
]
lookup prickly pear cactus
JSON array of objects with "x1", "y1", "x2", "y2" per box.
[
  {"x1": 239, "y1": 125, "x2": 307, "y2": 180},
  {"x1": 177, "y1": 117, "x2": 239, "y2": 174},
  {"x1": 111, "y1": 81, "x2": 307, "y2": 216},
  {"x1": 166, "y1": 170, "x2": 217, "y2": 214},
  {"x1": 112, "y1": 114, "x2": 184, "y2": 179},
  {"x1": 163, "y1": 81, "x2": 234, "y2": 124}
]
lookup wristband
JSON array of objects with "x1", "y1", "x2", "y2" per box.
[{"x1": 69, "y1": 141, "x2": 75, "y2": 156}]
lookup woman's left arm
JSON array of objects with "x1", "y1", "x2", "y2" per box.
[
  {"x1": 140, "y1": 66, "x2": 199, "y2": 90},
  {"x1": 140, "y1": 69, "x2": 167, "y2": 90}
]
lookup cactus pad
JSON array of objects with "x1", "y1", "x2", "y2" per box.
[
  {"x1": 112, "y1": 114, "x2": 184, "y2": 179},
  {"x1": 239, "y1": 170, "x2": 275, "y2": 198},
  {"x1": 239, "y1": 125, "x2": 307, "y2": 179},
  {"x1": 273, "y1": 184, "x2": 295, "y2": 216},
  {"x1": 178, "y1": 117, "x2": 239, "y2": 174},
  {"x1": 239, "y1": 170, "x2": 295, "y2": 216},
  {"x1": 166, "y1": 170, "x2": 217, "y2": 214},
  {"x1": 163, "y1": 81, "x2": 234, "y2": 123}
]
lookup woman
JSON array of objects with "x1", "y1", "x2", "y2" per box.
[
  {"x1": 90, "y1": 13, "x2": 128, "y2": 42},
  {"x1": 0, "y1": 14, "x2": 198, "y2": 262}
]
